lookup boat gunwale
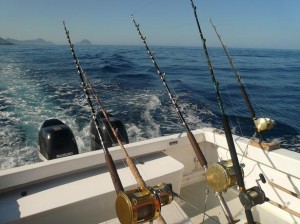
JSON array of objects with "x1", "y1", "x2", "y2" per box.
[{"x1": 0, "y1": 130, "x2": 205, "y2": 193}]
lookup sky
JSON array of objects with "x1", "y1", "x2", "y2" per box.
[{"x1": 0, "y1": 0, "x2": 299, "y2": 49}]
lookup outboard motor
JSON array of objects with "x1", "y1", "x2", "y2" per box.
[
  {"x1": 90, "y1": 112, "x2": 129, "y2": 150},
  {"x1": 38, "y1": 119, "x2": 79, "y2": 161}
]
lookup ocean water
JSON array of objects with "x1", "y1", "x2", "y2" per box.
[{"x1": 0, "y1": 45, "x2": 299, "y2": 170}]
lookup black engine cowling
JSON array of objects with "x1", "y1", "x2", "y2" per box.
[
  {"x1": 38, "y1": 119, "x2": 79, "y2": 160},
  {"x1": 90, "y1": 112, "x2": 129, "y2": 150}
]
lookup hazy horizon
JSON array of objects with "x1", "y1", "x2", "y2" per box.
[{"x1": 1, "y1": 0, "x2": 299, "y2": 49}]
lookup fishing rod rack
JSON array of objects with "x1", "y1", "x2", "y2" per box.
[
  {"x1": 63, "y1": 21, "x2": 174, "y2": 224},
  {"x1": 189, "y1": 0, "x2": 268, "y2": 223}
]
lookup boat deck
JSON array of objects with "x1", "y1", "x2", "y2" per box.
[
  {"x1": 0, "y1": 152, "x2": 184, "y2": 224},
  {"x1": 102, "y1": 177, "x2": 245, "y2": 224},
  {"x1": 103, "y1": 170, "x2": 297, "y2": 224},
  {"x1": 179, "y1": 176, "x2": 240, "y2": 224},
  {"x1": 178, "y1": 171, "x2": 296, "y2": 224},
  {"x1": 1, "y1": 128, "x2": 299, "y2": 224},
  {"x1": 102, "y1": 170, "x2": 244, "y2": 224}
]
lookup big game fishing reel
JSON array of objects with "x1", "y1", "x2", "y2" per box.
[
  {"x1": 206, "y1": 160, "x2": 242, "y2": 192},
  {"x1": 206, "y1": 160, "x2": 268, "y2": 209},
  {"x1": 254, "y1": 117, "x2": 275, "y2": 133},
  {"x1": 239, "y1": 174, "x2": 268, "y2": 210},
  {"x1": 115, "y1": 183, "x2": 173, "y2": 224}
]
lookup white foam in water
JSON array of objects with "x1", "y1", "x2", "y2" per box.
[
  {"x1": 0, "y1": 126, "x2": 39, "y2": 169},
  {"x1": 179, "y1": 101, "x2": 212, "y2": 130},
  {"x1": 2, "y1": 46, "x2": 298, "y2": 170},
  {"x1": 0, "y1": 61, "x2": 92, "y2": 170},
  {"x1": 126, "y1": 95, "x2": 162, "y2": 142},
  {"x1": 141, "y1": 95, "x2": 161, "y2": 138},
  {"x1": 73, "y1": 123, "x2": 90, "y2": 153},
  {"x1": 278, "y1": 135, "x2": 300, "y2": 152},
  {"x1": 126, "y1": 124, "x2": 145, "y2": 142}
]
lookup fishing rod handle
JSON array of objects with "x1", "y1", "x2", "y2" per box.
[
  {"x1": 105, "y1": 153, "x2": 124, "y2": 194},
  {"x1": 100, "y1": 108, "x2": 148, "y2": 188},
  {"x1": 125, "y1": 157, "x2": 146, "y2": 188},
  {"x1": 186, "y1": 131, "x2": 207, "y2": 167}
]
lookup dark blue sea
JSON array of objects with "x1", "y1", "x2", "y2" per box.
[{"x1": 0, "y1": 45, "x2": 299, "y2": 170}]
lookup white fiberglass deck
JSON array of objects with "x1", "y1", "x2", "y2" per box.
[{"x1": 0, "y1": 152, "x2": 184, "y2": 224}]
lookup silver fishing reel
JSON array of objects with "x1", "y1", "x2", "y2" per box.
[{"x1": 254, "y1": 118, "x2": 275, "y2": 132}]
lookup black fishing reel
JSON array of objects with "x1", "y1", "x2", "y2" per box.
[
  {"x1": 115, "y1": 183, "x2": 174, "y2": 224},
  {"x1": 206, "y1": 160, "x2": 243, "y2": 192},
  {"x1": 239, "y1": 174, "x2": 268, "y2": 210}
]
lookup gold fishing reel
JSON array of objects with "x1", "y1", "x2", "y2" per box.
[
  {"x1": 206, "y1": 160, "x2": 243, "y2": 192},
  {"x1": 254, "y1": 117, "x2": 275, "y2": 132},
  {"x1": 115, "y1": 183, "x2": 173, "y2": 224}
]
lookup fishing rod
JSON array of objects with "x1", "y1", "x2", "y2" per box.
[
  {"x1": 208, "y1": 18, "x2": 275, "y2": 140},
  {"x1": 63, "y1": 21, "x2": 123, "y2": 194},
  {"x1": 189, "y1": 1, "x2": 267, "y2": 223},
  {"x1": 63, "y1": 21, "x2": 173, "y2": 224},
  {"x1": 130, "y1": 15, "x2": 207, "y2": 170},
  {"x1": 131, "y1": 15, "x2": 239, "y2": 223}
]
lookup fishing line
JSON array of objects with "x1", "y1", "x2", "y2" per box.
[
  {"x1": 178, "y1": 189, "x2": 221, "y2": 224},
  {"x1": 220, "y1": 72, "x2": 245, "y2": 137},
  {"x1": 176, "y1": 194, "x2": 200, "y2": 211},
  {"x1": 209, "y1": 49, "x2": 245, "y2": 137},
  {"x1": 202, "y1": 188, "x2": 209, "y2": 223},
  {"x1": 242, "y1": 79, "x2": 265, "y2": 118},
  {"x1": 209, "y1": 18, "x2": 275, "y2": 140},
  {"x1": 131, "y1": 0, "x2": 153, "y2": 17}
]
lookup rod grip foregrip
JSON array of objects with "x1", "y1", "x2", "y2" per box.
[
  {"x1": 187, "y1": 131, "x2": 207, "y2": 167},
  {"x1": 105, "y1": 153, "x2": 124, "y2": 194},
  {"x1": 126, "y1": 157, "x2": 146, "y2": 188}
]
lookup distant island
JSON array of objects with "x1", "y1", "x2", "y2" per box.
[
  {"x1": 0, "y1": 37, "x2": 14, "y2": 45},
  {"x1": 6, "y1": 38, "x2": 55, "y2": 45},
  {"x1": 76, "y1": 39, "x2": 92, "y2": 45},
  {"x1": 0, "y1": 37, "x2": 92, "y2": 45}
]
